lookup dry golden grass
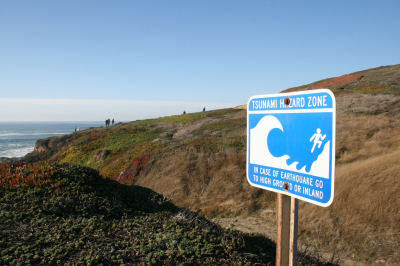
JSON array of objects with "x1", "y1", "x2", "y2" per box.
[
  {"x1": 299, "y1": 149, "x2": 400, "y2": 262},
  {"x1": 336, "y1": 112, "x2": 400, "y2": 164},
  {"x1": 336, "y1": 93, "x2": 400, "y2": 114},
  {"x1": 137, "y1": 149, "x2": 276, "y2": 217},
  {"x1": 234, "y1": 104, "x2": 247, "y2": 110}
]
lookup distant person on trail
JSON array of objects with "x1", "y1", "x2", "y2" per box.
[
  {"x1": 310, "y1": 128, "x2": 326, "y2": 153},
  {"x1": 183, "y1": 110, "x2": 186, "y2": 114},
  {"x1": 203, "y1": 107, "x2": 205, "y2": 112},
  {"x1": 112, "y1": 118, "x2": 114, "y2": 126}
]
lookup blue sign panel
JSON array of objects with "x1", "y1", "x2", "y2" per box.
[{"x1": 247, "y1": 89, "x2": 336, "y2": 207}]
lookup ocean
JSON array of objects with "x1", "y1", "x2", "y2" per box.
[{"x1": 0, "y1": 122, "x2": 105, "y2": 158}]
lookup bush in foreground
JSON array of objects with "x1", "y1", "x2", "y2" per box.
[{"x1": 0, "y1": 162, "x2": 335, "y2": 265}]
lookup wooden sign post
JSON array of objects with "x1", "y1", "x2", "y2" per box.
[
  {"x1": 276, "y1": 193, "x2": 298, "y2": 266},
  {"x1": 290, "y1": 197, "x2": 299, "y2": 266}
]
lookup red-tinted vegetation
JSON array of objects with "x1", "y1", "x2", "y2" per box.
[
  {"x1": 313, "y1": 74, "x2": 361, "y2": 89},
  {"x1": 112, "y1": 152, "x2": 155, "y2": 184},
  {"x1": 0, "y1": 162, "x2": 60, "y2": 190}
]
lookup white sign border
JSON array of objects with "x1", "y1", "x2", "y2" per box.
[{"x1": 246, "y1": 89, "x2": 336, "y2": 207}]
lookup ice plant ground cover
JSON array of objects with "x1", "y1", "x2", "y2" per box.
[{"x1": 0, "y1": 162, "x2": 339, "y2": 265}]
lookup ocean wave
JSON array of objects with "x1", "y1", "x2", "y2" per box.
[
  {"x1": 6, "y1": 143, "x2": 26, "y2": 147},
  {"x1": 0, "y1": 146, "x2": 34, "y2": 158},
  {"x1": 0, "y1": 132, "x2": 70, "y2": 137}
]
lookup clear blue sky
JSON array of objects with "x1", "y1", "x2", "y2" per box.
[{"x1": 1, "y1": 0, "x2": 399, "y2": 121}]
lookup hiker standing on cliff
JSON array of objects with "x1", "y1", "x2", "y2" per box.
[{"x1": 112, "y1": 118, "x2": 114, "y2": 126}]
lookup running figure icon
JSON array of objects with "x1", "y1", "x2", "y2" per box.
[{"x1": 310, "y1": 128, "x2": 326, "y2": 153}]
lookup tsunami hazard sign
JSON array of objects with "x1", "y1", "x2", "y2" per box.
[{"x1": 247, "y1": 89, "x2": 336, "y2": 207}]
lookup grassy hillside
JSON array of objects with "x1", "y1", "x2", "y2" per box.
[
  {"x1": 0, "y1": 162, "x2": 338, "y2": 265},
  {"x1": 19, "y1": 64, "x2": 400, "y2": 264},
  {"x1": 23, "y1": 108, "x2": 243, "y2": 179}
]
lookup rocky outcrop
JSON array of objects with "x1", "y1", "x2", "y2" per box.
[
  {"x1": 92, "y1": 148, "x2": 110, "y2": 162},
  {"x1": 159, "y1": 132, "x2": 174, "y2": 139},
  {"x1": 23, "y1": 135, "x2": 74, "y2": 163},
  {"x1": 22, "y1": 127, "x2": 100, "y2": 163}
]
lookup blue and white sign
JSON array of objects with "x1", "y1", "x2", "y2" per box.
[{"x1": 247, "y1": 89, "x2": 336, "y2": 207}]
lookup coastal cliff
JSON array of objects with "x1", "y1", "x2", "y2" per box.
[{"x1": 22, "y1": 126, "x2": 108, "y2": 163}]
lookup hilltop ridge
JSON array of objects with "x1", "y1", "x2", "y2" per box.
[{"x1": 284, "y1": 64, "x2": 400, "y2": 95}]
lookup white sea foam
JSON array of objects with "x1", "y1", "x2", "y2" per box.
[{"x1": 0, "y1": 147, "x2": 34, "y2": 158}]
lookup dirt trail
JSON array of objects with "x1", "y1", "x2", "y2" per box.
[{"x1": 212, "y1": 215, "x2": 388, "y2": 266}]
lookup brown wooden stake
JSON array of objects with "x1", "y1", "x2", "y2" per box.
[
  {"x1": 289, "y1": 197, "x2": 299, "y2": 266},
  {"x1": 276, "y1": 194, "x2": 282, "y2": 265},
  {"x1": 276, "y1": 193, "x2": 291, "y2": 266}
]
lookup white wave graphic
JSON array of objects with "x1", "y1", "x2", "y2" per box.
[
  {"x1": 0, "y1": 132, "x2": 70, "y2": 137},
  {"x1": 250, "y1": 115, "x2": 330, "y2": 179}
]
